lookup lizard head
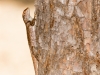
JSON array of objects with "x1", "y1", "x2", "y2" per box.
[{"x1": 22, "y1": 7, "x2": 33, "y2": 24}]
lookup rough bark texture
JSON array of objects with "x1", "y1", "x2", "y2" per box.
[{"x1": 26, "y1": 0, "x2": 100, "y2": 75}]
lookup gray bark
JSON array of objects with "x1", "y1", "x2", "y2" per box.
[{"x1": 29, "y1": 0, "x2": 100, "y2": 75}]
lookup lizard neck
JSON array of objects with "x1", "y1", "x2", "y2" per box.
[{"x1": 26, "y1": 25, "x2": 34, "y2": 48}]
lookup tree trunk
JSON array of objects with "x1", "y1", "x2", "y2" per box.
[{"x1": 24, "y1": 0, "x2": 100, "y2": 75}]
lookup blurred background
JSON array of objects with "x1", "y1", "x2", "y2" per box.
[{"x1": 0, "y1": 0, "x2": 35, "y2": 75}]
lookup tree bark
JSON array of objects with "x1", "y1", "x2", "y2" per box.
[{"x1": 23, "y1": 0, "x2": 100, "y2": 75}]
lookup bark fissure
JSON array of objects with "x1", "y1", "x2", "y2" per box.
[{"x1": 23, "y1": 0, "x2": 100, "y2": 75}]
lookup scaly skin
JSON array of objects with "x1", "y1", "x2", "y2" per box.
[{"x1": 22, "y1": 7, "x2": 38, "y2": 75}]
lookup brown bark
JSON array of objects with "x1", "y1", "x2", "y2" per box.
[{"x1": 23, "y1": 0, "x2": 100, "y2": 75}]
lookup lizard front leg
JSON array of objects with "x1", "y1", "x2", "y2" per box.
[{"x1": 22, "y1": 7, "x2": 38, "y2": 75}]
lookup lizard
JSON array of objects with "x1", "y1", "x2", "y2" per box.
[{"x1": 22, "y1": 7, "x2": 38, "y2": 75}]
